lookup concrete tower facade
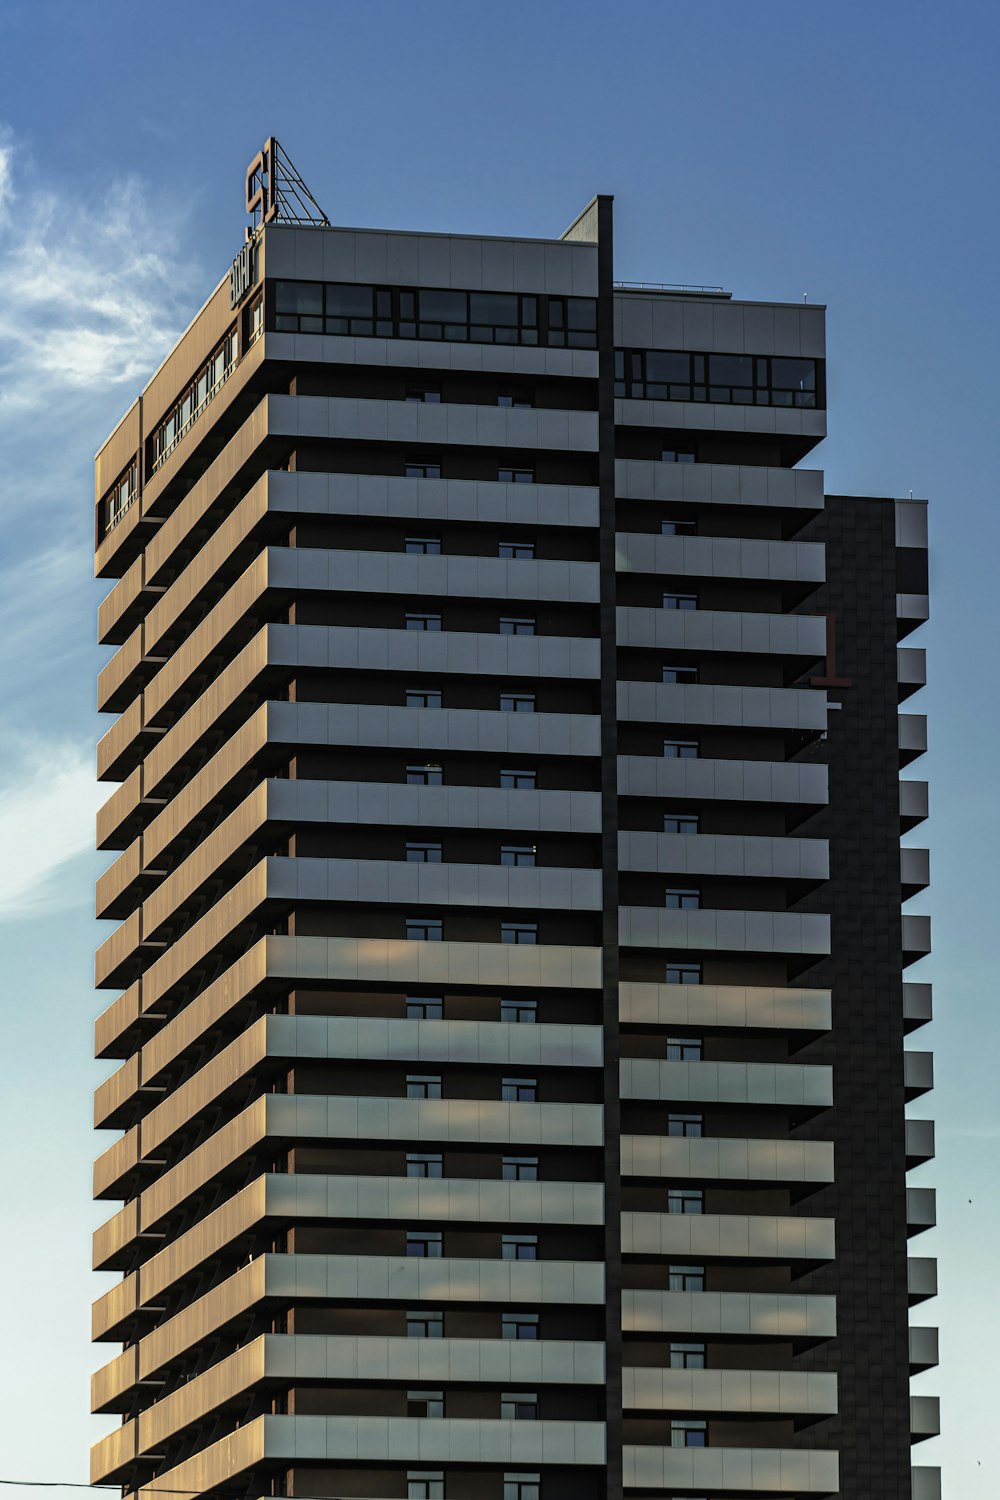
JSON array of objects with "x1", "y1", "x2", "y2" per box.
[{"x1": 91, "y1": 158, "x2": 937, "y2": 1500}]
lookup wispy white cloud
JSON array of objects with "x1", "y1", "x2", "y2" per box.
[
  {"x1": 0, "y1": 129, "x2": 200, "y2": 427},
  {"x1": 0, "y1": 540, "x2": 95, "y2": 694},
  {"x1": 0, "y1": 735, "x2": 100, "y2": 919},
  {"x1": 0, "y1": 129, "x2": 201, "y2": 920}
]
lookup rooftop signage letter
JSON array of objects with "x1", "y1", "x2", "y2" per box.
[{"x1": 229, "y1": 240, "x2": 257, "y2": 310}]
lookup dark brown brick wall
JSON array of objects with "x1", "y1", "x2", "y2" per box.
[{"x1": 798, "y1": 493, "x2": 914, "y2": 1499}]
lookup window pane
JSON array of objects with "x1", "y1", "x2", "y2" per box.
[
  {"x1": 645, "y1": 351, "x2": 690, "y2": 384},
  {"x1": 771, "y1": 356, "x2": 817, "y2": 391},
  {"x1": 566, "y1": 297, "x2": 597, "y2": 330},
  {"x1": 276, "y1": 280, "x2": 323, "y2": 315},
  {"x1": 470, "y1": 292, "x2": 518, "y2": 326},
  {"x1": 418, "y1": 289, "x2": 468, "y2": 323},
  {"x1": 321, "y1": 282, "x2": 372, "y2": 318},
  {"x1": 709, "y1": 353, "x2": 754, "y2": 387}
]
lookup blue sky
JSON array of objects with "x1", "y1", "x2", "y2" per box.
[{"x1": 0, "y1": 0, "x2": 996, "y2": 1492}]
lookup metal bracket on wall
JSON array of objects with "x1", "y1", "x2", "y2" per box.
[{"x1": 810, "y1": 611, "x2": 853, "y2": 688}]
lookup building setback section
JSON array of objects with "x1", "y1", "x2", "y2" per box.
[{"x1": 92, "y1": 190, "x2": 937, "y2": 1500}]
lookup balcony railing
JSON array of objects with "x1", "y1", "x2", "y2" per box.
[{"x1": 150, "y1": 358, "x2": 238, "y2": 476}]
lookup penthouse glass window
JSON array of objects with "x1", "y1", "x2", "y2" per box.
[
  {"x1": 615, "y1": 348, "x2": 821, "y2": 408},
  {"x1": 150, "y1": 327, "x2": 238, "y2": 472},
  {"x1": 274, "y1": 279, "x2": 598, "y2": 348}
]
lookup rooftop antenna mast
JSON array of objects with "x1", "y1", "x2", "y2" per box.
[{"x1": 245, "y1": 137, "x2": 330, "y2": 236}]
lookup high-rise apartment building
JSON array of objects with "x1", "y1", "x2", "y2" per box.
[{"x1": 91, "y1": 145, "x2": 938, "y2": 1500}]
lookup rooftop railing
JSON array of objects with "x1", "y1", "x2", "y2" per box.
[{"x1": 614, "y1": 280, "x2": 730, "y2": 297}]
